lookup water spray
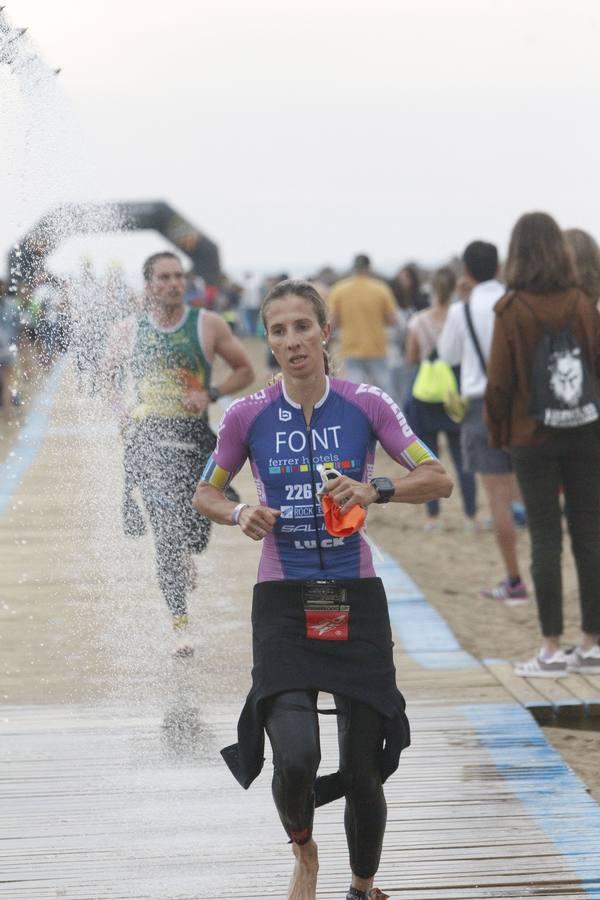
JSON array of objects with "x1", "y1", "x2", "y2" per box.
[{"x1": 0, "y1": 8, "x2": 60, "y2": 76}]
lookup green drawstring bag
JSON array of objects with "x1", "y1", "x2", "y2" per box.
[{"x1": 412, "y1": 351, "x2": 459, "y2": 404}]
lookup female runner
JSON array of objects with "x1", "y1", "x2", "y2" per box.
[{"x1": 193, "y1": 280, "x2": 453, "y2": 899}]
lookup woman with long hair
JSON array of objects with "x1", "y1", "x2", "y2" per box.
[
  {"x1": 194, "y1": 279, "x2": 452, "y2": 899},
  {"x1": 404, "y1": 266, "x2": 477, "y2": 530},
  {"x1": 387, "y1": 264, "x2": 429, "y2": 405},
  {"x1": 391, "y1": 263, "x2": 429, "y2": 313},
  {"x1": 485, "y1": 212, "x2": 600, "y2": 677},
  {"x1": 563, "y1": 227, "x2": 600, "y2": 306}
]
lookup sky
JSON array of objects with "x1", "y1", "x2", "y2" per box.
[{"x1": 2, "y1": 0, "x2": 600, "y2": 285}]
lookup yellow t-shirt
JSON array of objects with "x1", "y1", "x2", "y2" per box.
[{"x1": 328, "y1": 275, "x2": 397, "y2": 358}]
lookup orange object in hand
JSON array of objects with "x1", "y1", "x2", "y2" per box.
[
  {"x1": 318, "y1": 466, "x2": 366, "y2": 537},
  {"x1": 320, "y1": 494, "x2": 366, "y2": 537}
]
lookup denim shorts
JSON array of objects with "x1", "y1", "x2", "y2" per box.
[{"x1": 460, "y1": 398, "x2": 513, "y2": 475}]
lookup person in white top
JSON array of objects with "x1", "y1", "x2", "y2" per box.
[{"x1": 438, "y1": 241, "x2": 529, "y2": 604}]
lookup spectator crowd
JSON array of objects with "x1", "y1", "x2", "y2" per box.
[{"x1": 2, "y1": 209, "x2": 600, "y2": 678}]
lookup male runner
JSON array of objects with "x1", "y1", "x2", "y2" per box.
[{"x1": 106, "y1": 251, "x2": 254, "y2": 655}]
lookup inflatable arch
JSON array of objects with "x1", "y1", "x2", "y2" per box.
[{"x1": 8, "y1": 200, "x2": 221, "y2": 285}]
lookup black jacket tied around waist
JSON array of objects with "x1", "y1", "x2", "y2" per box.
[{"x1": 221, "y1": 577, "x2": 411, "y2": 806}]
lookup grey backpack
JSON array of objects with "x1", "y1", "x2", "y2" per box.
[{"x1": 522, "y1": 296, "x2": 599, "y2": 428}]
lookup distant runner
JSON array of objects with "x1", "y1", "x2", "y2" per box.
[{"x1": 106, "y1": 252, "x2": 254, "y2": 655}]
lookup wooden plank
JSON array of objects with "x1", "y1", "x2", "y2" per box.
[
  {"x1": 559, "y1": 673, "x2": 600, "y2": 717},
  {"x1": 581, "y1": 672, "x2": 600, "y2": 695},
  {"x1": 1, "y1": 701, "x2": 598, "y2": 899},
  {"x1": 482, "y1": 659, "x2": 554, "y2": 723},
  {"x1": 483, "y1": 660, "x2": 590, "y2": 722},
  {"x1": 527, "y1": 677, "x2": 586, "y2": 721}
]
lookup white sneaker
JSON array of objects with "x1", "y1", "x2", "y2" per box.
[
  {"x1": 565, "y1": 645, "x2": 600, "y2": 675},
  {"x1": 514, "y1": 650, "x2": 568, "y2": 678}
]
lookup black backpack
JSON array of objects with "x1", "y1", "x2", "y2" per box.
[{"x1": 522, "y1": 296, "x2": 599, "y2": 429}]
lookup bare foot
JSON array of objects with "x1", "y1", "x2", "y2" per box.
[{"x1": 287, "y1": 838, "x2": 318, "y2": 900}]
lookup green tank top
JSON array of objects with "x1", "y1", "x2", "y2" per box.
[{"x1": 130, "y1": 308, "x2": 212, "y2": 419}]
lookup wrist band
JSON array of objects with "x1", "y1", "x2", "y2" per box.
[{"x1": 231, "y1": 503, "x2": 248, "y2": 525}]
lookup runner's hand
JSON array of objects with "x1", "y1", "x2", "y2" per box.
[
  {"x1": 238, "y1": 505, "x2": 281, "y2": 541},
  {"x1": 323, "y1": 475, "x2": 377, "y2": 510}
]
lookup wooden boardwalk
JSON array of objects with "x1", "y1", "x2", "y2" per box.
[
  {"x1": 1, "y1": 364, "x2": 600, "y2": 899},
  {"x1": 378, "y1": 556, "x2": 600, "y2": 725},
  {"x1": 484, "y1": 659, "x2": 600, "y2": 724},
  {"x1": 2, "y1": 701, "x2": 599, "y2": 899}
]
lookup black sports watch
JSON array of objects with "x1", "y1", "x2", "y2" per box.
[
  {"x1": 207, "y1": 385, "x2": 221, "y2": 403},
  {"x1": 369, "y1": 476, "x2": 395, "y2": 504}
]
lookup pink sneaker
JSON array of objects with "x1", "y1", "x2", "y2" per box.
[{"x1": 481, "y1": 578, "x2": 530, "y2": 606}]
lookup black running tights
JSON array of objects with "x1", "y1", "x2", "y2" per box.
[
  {"x1": 264, "y1": 690, "x2": 387, "y2": 880},
  {"x1": 137, "y1": 444, "x2": 211, "y2": 618}
]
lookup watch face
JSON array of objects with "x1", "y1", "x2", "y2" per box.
[{"x1": 372, "y1": 477, "x2": 394, "y2": 502}]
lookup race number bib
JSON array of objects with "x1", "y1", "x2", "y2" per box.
[{"x1": 302, "y1": 581, "x2": 349, "y2": 641}]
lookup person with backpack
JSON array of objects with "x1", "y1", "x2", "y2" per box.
[
  {"x1": 438, "y1": 242, "x2": 528, "y2": 601},
  {"x1": 404, "y1": 267, "x2": 477, "y2": 530},
  {"x1": 485, "y1": 211, "x2": 600, "y2": 677}
]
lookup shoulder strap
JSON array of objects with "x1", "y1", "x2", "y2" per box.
[{"x1": 464, "y1": 302, "x2": 487, "y2": 375}]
